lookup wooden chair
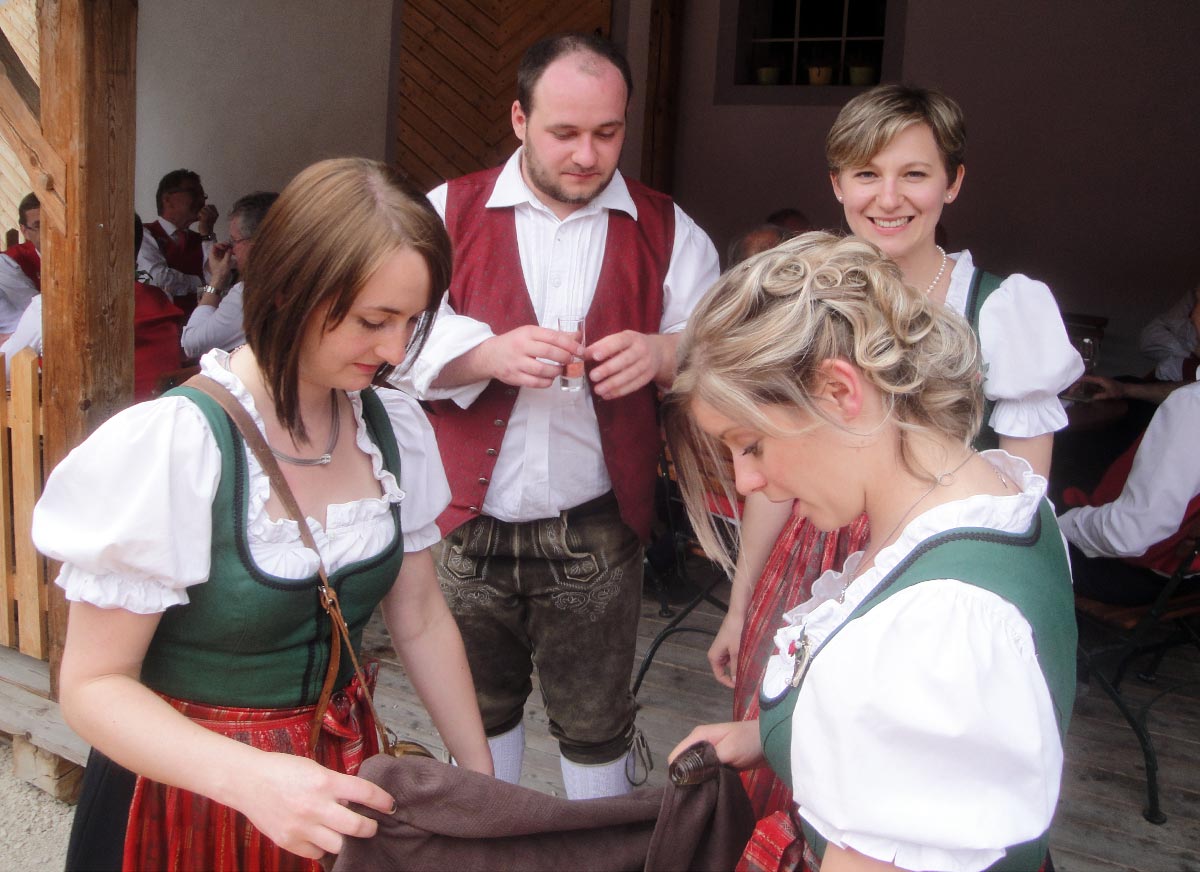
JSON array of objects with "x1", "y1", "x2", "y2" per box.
[{"x1": 1074, "y1": 517, "x2": 1200, "y2": 824}]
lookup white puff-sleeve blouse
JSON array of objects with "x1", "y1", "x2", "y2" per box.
[
  {"x1": 762, "y1": 453, "x2": 1064, "y2": 872},
  {"x1": 944, "y1": 250, "x2": 1084, "y2": 438},
  {"x1": 32, "y1": 350, "x2": 450, "y2": 615}
]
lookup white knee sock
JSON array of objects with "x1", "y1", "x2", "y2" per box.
[
  {"x1": 487, "y1": 722, "x2": 525, "y2": 784},
  {"x1": 560, "y1": 750, "x2": 633, "y2": 800}
]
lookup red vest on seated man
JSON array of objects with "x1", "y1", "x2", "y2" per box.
[
  {"x1": 1063, "y1": 434, "x2": 1200, "y2": 576},
  {"x1": 4, "y1": 241, "x2": 40, "y2": 290},
  {"x1": 134, "y1": 281, "x2": 184, "y2": 402},
  {"x1": 144, "y1": 219, "x2": 204, "y2": 317},
  {"x1": 428, "y1": 166, "x2": 675, "y2": 543}
]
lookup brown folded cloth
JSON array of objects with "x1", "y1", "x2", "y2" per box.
[{"x1": 331, "y1": 741, "x2": 755, "y2": 872}]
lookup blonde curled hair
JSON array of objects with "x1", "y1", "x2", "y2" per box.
[{"x1": 665, "y1": 232, "x2": 983, "y2": 572}]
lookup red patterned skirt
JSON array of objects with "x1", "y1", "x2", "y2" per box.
[
  {"x1": 733, "y1": 512, "x2": 870, "y2": 820},
  {"x1": 121, "y1": 671, "x2": 381, "y2": 872}
]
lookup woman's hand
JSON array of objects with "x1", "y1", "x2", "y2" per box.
[
  {"x1": 707, "y1": 612, "x2": 744, "y2": 688},
  {"x1": 228, "y1": 752, "x2": 396, "y2": 859},
  {"x1": 668, "y1": 721, "x2": 764, "y2": 771}
]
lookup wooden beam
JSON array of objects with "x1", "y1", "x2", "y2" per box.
[
  {"x1": 38, "y1": 0, "x2": 138, "y2": 695},
  {"x1": 0, "y1": 26, "x2": 40, "y2": 117},
  {"x1": 0, "y1": 57, "x2": 66, "y2": 233},
  {"x1": 640, "y1": 0, "x2": 684, "y2": 193}
]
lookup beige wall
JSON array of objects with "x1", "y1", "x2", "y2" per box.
[
  {"x1": 136, "y1": 0, "x2": 393, "y2": 240},
  {"x1": 668, "y1": 0, "x2": 1200, "y2": 375}
]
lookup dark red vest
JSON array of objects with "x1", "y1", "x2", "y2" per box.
[
  {"x1": 145, "y1": 219, "x2": 204, "y2": 317},
  {"x1": 133, "y1": 280, "x2": 184, "y2": 401},
  {"x1": 429, "y1": 166, "x2": 675, "y2": 542},
  {"x1": 4, "y1": 241, "x2": 40, "y2": 290}
]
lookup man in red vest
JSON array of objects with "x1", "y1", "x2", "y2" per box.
[
  {"x1": 0, "y1": 192, "x2": 41, "y2": 342},
  {"x1": 399, "y1": 33, "x2": 719, "y2": 799},
  {"x1": 138, "y1": 169, "x2": 218, "y2": 316}
]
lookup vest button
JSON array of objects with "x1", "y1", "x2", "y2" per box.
[
  {"x1": 478, "y1": 476, "x2": 489, "y2": 485},
  {"x1": 486, "y1": 448, "x2": 497, "y2": 456},
  {"x1": 493, "y1": 419, "x2": 505, "y2": 427},
  {"x1": 505, "y1": 388, "x2": 517, "y2": 396},
  {"x1": 468, "y1": 505, "x2": 479, "y2": 513}
]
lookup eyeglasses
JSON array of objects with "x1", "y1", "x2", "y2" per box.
[{"x1": 228, "y1": 234, "x2": 253, "y2": 247}]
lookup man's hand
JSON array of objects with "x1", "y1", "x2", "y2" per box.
[
  {"x1": 197, "y1": 204, "x2": 220, "y2": 237},
  {"x1": 206, "y1": 243, "x2": 234, "y2": 291},
  {"x1": 472, "y1": 325, "x2": 582, "y2": 389},
  {"x1": 585, "y1": 331, "x2": 676, "y2": 400}
]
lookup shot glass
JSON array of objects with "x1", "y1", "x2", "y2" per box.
[{"x1": 558, "y1": 316, "x2": 586, "y2": 392}]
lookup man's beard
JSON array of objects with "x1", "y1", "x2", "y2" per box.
[{"x1": 522, "y1": 141, "x2": 614, "y2": 207}]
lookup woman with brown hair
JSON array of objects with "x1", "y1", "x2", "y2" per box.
[
  {"x1": 711, "y1": 85, "x2": 1083, "y2": 819},
  {"x1": 670, "y1": 232, "x2": 1075, "y2": 872},
  {"x1": 33, "y1": 158, "x2": 491, "y2": 870}
]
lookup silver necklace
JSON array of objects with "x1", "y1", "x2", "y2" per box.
[
  {"x1": 924, "y1": 245, "x2": 948, "y2": 295},
  {"x1": 838, "y1": 449, "x2": 976, "y2": 602},
  {"x1": 270, "y1": 390, "x2": 340, "y2": 466}
]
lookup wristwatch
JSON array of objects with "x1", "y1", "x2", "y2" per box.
[
  {"x1": 199, "y1": 284, "x2": 220, "y2": 297},
  {"x1": 200, "y1": 232, "x2": 216, "y2": 242}
]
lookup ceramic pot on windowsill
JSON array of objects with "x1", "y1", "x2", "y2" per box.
[{"x1": 806, "y1": 64, "x2": 833, "y2": 86}]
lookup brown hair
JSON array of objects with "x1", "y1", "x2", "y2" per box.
[
  {"x1": 242, "y1": 158, "x2": 451, "y2": 440},
  {"x1": 826, "y1": 84, "x2": 966, "y2": 179}
]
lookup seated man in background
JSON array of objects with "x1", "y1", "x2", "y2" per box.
[
  {"x1": 0, "y1": 193, "x2": 41, "y2": 343},
  {"x1": 138, "y1": 168, "x2": 218, "y2": 316},
  {"x1": 181, "y1": 191, "x2": 277, "y2": 359},
  {"x1": 3, "y1": 215, "x2": 183, "y2": 400},
  {"x1": 1059, "y1": 378, "x2": 1200, "y2": 605},
  {"x1": 1140, "y1": 285, "x2": 1199, "y2": 382}
]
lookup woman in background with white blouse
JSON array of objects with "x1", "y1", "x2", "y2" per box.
[
  {"x1": 33, "y1": 158, "x2": 491, "y2": 871},
  {"x1": 668, "y1": 232, "x2": 1076, "y2": 872},
  {"x1": 712, "y1": 85, "x2": 1084, "y2": 820}
]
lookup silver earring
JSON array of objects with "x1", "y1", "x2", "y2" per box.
[{"x1": 837, "y1": 196, "x2": 844, "y2": 202}]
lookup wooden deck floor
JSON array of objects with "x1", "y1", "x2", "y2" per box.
[{"x1": 365, "y1": 580, "x2": 1200, "y2": 872}]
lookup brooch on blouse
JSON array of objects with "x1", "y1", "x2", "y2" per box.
[{"x1": 789, "y1": 634, "x2": 813, "y2": 688}]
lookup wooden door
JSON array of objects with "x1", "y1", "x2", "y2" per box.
[{"x1": 393, "y1": 0, "x2": 612, "y2": 191}]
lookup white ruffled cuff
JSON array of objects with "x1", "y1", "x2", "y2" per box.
[
  {"x1": 55, "y1": 564, "x2": 191, "y2": 614},
  {"x1": 802, "y1": 808, "x2": 1006, "y2": 872},
  {"x1": 988, "y1": 393, "x2": 1069, "y2": 438},
  {"x1": 403, "y1": 520, "x2": 445, "y2": 553}
]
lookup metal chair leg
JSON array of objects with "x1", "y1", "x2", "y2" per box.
[{"x1": 1084, "y1": 654, "x2": 1167, "y2": 824}]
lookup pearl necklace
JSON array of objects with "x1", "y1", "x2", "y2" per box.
[
  {"x1": 837, "y1": 448, "x2": 976, "y2": 602},
  {"x1": 924, "y1": 245, "x2": 948, "y2": 295}
]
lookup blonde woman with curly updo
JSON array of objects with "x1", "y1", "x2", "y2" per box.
[
  {"x1": 713, "y1": 85, "x2": 1084, "y2": 821},
  {"x1": 668, "y1": 233, "x2": 1075, "y2": 872}
]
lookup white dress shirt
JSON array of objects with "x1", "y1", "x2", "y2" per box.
[
  {"x1": 33, "y1": 349, "x2": 449, "y2": 614},
  {"x1": 0, "y1": 249, "x2": 38, "y2": 334},
  {"x1": 401, "y1": 149, "x2": 719, "y2": 523},
  {"x1": 1139, "y1": 288, "x2": 1199, "y2": 382},
  {"x1": 1, "y1": 293, "x2": 41, "y2": 377},
  {"x1": 137, "y1": 216, "x2": 212, "y2": 299},
  {"x1": 181, "y1": 281, "x2": 246, "y2": 357},
  {"x1": 1059, "y1": 381, "x2": 1200, "y2": 561},
  {"x1": 763, "y1": 453, "x2": 1064, "y2": 872}
]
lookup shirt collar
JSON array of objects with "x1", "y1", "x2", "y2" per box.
[
  {"x1": 155, "y1": 216, "x2": 181, "y2": 235},
  {"x1": 486, "y1": 148, "x2": 638, "y2": 221}
]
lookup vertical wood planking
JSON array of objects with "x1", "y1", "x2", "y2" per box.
[
  {"x1": 10, "y1": 347, "x2": 41, "y2": 657},
  {"x1": 38, "y1": 0, "x2": 137, "y2": 688}
]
